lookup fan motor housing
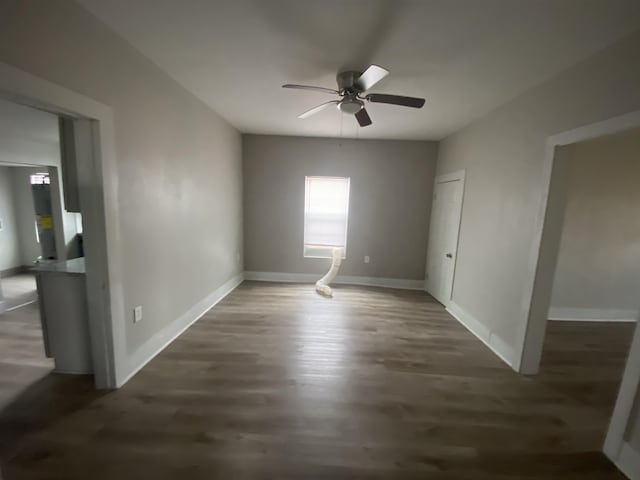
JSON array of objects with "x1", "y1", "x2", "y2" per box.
[{"x1": 336, "y1": 70, "x2": 363, "y2": 92}]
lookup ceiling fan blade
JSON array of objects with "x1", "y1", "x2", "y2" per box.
[
  {"x1": 355, "y1": 108, "x2": 372, "y2": 127},
  {"x1": 298, "y1": 100, "x2": 339, "y2": 119},
  {"x1": 366, "y1": 93, "x2": 425, "y2": 108},
  {"x1": 283, "y1": 84, "x2": 339, "y2": 95},
  {"x1": 354, "y1": 65, "x2": 389, "y2": 91}
]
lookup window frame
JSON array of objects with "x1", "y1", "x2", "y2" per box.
[{"x1": 303, "y1": 175, "x2": 350, "y2": 259}]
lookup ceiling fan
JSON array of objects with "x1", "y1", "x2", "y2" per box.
[{"x1": 282, "y1": 64, "x2": 425, "y2": 127}]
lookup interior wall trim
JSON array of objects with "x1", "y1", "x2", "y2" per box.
[
  {"x1": 549, "y1": 307, "x2": 638, "y2": 322},
  {"x1": 447, "y1": 301, "x2": 515, "y2": 370},
  {"x1": 609, "y1": 441, "x2": 640, "y2": 480}
]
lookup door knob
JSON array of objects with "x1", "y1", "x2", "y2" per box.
[{"x1": 445, "y1": 253, "x2": 453, "y2": 258}]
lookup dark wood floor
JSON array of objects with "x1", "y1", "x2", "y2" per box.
[{"x1": 0, "y1": 282, "x2": 634, "y2": 479}]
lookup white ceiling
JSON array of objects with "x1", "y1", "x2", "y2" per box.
[{"x1": 79, "y1": 0, "x2": 640, "y2": 140}]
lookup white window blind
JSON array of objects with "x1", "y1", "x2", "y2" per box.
[
  {"x1": 304, "y1": 176, "x2": 350, "y2": 258},
  {"x1": 30, "y1": 173, "x2": 50, "y2": 185}
]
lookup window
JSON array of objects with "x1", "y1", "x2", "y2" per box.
[
  {"x1": 30, "y1": 173, "x2": 50, "y2": 185},
  {"x1": 304, "y1": 176, "x2": 350, "y2": 258}
]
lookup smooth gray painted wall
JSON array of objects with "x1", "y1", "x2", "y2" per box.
[
  {"x1": 0, "y1": 97, "x2": 60, "y2": 166},
  {"x1": 550, "y1": 129, "x2": 640, "y2": 319},
  {"x1": 243, "y1": 135, "x2": 437, "y2": 280},
  {"x1": 0, "y1": 167, "x2": 20, "y2": 271},
  {"x1": 0, "y1": 1, "x2": 243, "y2": 355},
  {"x1": 436, "y1": 29, "x2": 640, "y2": 365}
]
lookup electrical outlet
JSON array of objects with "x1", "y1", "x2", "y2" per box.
[
  {"x1": 364, "y1": 255, "x2": 370, "y2": 264},
  {"x1": 133, "y1": 305, "x2": 143, "y2": 323}
]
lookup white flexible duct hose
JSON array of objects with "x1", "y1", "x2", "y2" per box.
[{"x1": 315, "y1": 247, "x2": 343, "y2": 297}]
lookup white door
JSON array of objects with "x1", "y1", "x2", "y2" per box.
[{"x1": 425, "y1": 172, "x2": 465, "y2": 306}]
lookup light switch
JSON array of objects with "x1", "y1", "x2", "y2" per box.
[
  {"x1": 364, "y1": 256, "x2": 370, "y2": 264},
  {"x1": 134, "y1": 305, "x2": 143, "y2": 323}
]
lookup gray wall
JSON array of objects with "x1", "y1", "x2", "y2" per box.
[
  {"x1": 0, "y1": 1, "x2": 243, "y2": 356},
  {"x1": 550, "y1": 129, "x2": 640, "y2": 320},
  {"x1": 436, "y1": 28, "x2": 640, "y2": 365},
  {"x1": 0, "y1": 97, "x2": 60, "y2": 166},
  {"x1": 244, "y1": 135, "x2": 437, "y2": 280},
  {"x1": 0, "y1": 167, "x2": 20, "y2": 271}
]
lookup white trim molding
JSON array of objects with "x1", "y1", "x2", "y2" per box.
[
  {"x1": 519, "y1": 109, "x2": 640, "y2": 376},
  {"x1": 447, "y1": 301, "x2": 515, "y2": 369},
  {"x1": 244, "y1": 271, "x2": 424, "y2": 290},
  {"x1": 612, "y1": 442, "x2": 640, "y2": 480},
  {"x1": 119, "y1": 272, "x2": 244, "y2": 386},
  {"x1": 604, "y1": 320, "x2": 640, "y2": 472},
  {"x1": 549, "y1": 307, "x2": 638, "y2": 322}
]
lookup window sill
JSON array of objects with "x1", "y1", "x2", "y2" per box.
[{"x1": 303, "y1": 245, "x2": 346, "y2": 260}]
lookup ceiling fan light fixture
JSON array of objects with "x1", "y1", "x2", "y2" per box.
[
  {"x1": 337, "y1": 97, "x2": 363, "y2": 115},
  {"x1": 283, "y1": 64, "x2": 425, "y2": 127}
]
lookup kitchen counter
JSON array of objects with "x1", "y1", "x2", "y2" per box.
[
  {"x1": 34, "y1": 257, "x2": 92, "y2": 375},
  {"x1": 31, "y1": 257, "x2": 86, "y2": 275}
]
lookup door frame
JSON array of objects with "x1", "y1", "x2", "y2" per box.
[
  {"x1": 425, "y1": 169, "x2": 466, "y2": 307},
  {"x1": 515, "y1": 109, "x2": 640, "y2": 471},
  {"x1": 604, "y1": 323, "x2": 640, "y2": 477},
  {"x1": 518, "y1": 109, "x2": 640, "y2": 373},
  {"x1": 0, "y1": 61, "x2": 126, "y2": 389}
]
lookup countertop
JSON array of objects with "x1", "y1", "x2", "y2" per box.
[{"x1": 31, "y1": 257, "x2": 86, "y2": 275}]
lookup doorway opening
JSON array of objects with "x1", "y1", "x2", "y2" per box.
[
  {"x1": 0, "y1": 99, "x2": 92, "y2": 405},
  {"x1": 519, "y1": 110, "x2": 640, "y2": 476},
  {"x1": 0, "y1": 65, "x2": 121, "y2": 392},
  {"x1": 0, "y1": 60, "x2": 128, "y2": 389},
  {"x1": 535, "y1": 129, "x2": 640, "y2": 462}
]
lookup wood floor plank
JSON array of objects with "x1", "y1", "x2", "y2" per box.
[{"x1": 0, "y1": 282, "x2": 633, "y2": 479}]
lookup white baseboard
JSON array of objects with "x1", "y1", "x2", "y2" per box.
[
  {"x1": 243, "y1": 271, "x2": 424, "y2": 290},
  {"x1": 336, "y1": 275, "x2": 424, "y2": 290},
  {"x1": 5, "y1": 299, "x2": 37, "y2": 312},
  {"x1": 549, "y1": 306, "x2": 638, "y2": 322},
  {"x1": 610, "y1": 442, "x2": 640, "y2": 480},
  {"x1": 447, "y1": 301, "x2": 515, "y2": 369},
  {"x1": 244, "y1": 271, "x2": 317, "y2": 283},
  {"x1": 0, "y1": 289, "x2": 38, "y2": 314},
  {"x1": 119, "y1": 272, "x2": 244, "y2": 387}
]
